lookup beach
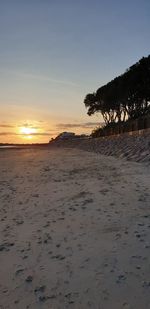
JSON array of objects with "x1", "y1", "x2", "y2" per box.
[{"x1": 0, "y1": 147, "x2": 150, "y2": 309}]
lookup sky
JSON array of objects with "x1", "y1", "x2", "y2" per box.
[{"x1": 0, "y1": 0, "x2": 150, "y2": 143}]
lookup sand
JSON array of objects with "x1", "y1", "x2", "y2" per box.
[{"x1": 0, "y1": 147, "x2": 150, "y2": 309}]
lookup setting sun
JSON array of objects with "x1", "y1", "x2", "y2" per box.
[{"x1": 20, "y1": 127, "x2": 36, "y2": 135}]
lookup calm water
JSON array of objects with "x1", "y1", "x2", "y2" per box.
[{"x1": 0, "y1": 146, "x2": 21, "y2": 149}]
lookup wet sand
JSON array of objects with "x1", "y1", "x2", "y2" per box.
[{"x1": 0, "y1": 147, "x2": 150, "y2": 309}]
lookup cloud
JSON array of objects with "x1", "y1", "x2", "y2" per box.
[
  {"x1": 0, "y1": 124, "x2": 14, "y2": 128},
  {"x1": 18, "y1": 121, "x2": 43, "y2": 129},
  {"x1": 2, "y1": 69, "x2": 78, "y2": 87},
  {"x1": 0, "y1": 122, "x2": 45, "y2": 130},
  {"x1": 28, "y1": 132, "x2": 52, "y2": 136},
  {"x1": 0, "y1": 132, "x2": 15, "y2": 135},
  {"x1": 19, "y1": 123, "x2": 40, "y2": 130},
  {"x1": 0, "y1": 132, "x2": 53, "y2": 136},
  {"x1": 56, "y1": 122, "x2": 103, "y2": 130}
]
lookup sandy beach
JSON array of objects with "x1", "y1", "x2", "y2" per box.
[{"x1": 0, "y1": 147, "x2": 150, "y2": 309}]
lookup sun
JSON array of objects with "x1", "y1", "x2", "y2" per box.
[
  {"x1": 20, "y1": 127, "x2": 36, "y2": 135},
  {"x1": 20, "y1": 126, "x2": 37, "y2": 140}
]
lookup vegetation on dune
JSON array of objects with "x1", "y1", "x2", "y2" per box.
[{"x1": 84, "y1": 55, "x2": 150, "y2": 137}]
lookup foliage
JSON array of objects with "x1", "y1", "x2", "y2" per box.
[
  {"x1": 91, "y1": 115, "x2": 150, "y2": 137},
  {"x1": 84, "y1": 55, "x2": 150, "y2": 131}
]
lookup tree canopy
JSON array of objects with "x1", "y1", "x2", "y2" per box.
[{"x1": 84, "y1": 55, "x2": 150, "y2": 126}]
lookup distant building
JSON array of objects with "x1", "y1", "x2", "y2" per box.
[
  {"x1": 49, "y1": 132, "x2": 89, "y2": 143},
  {"x1": 56, "y1": 132, "x2": 75, "y2": 140}
]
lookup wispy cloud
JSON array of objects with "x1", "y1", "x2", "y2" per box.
[
  {"x1": 0, "y1": 124, "x2": 15, "y2": 128},
  {"x1": 29, "y1": 132, "x2": 52, "y2": 136},
  {"x1": 18, "y1": 123, "x2": 40, "y2": 130},
  {"x1": 0, "y1": 132, "x2": 14, "y2": 135},
  {"x1": 56, "y1": 122, "x2": 103, "y2": 130},
  {"x1": 2, "y1": 69, "x2": 78, "y2": 87},
  {"x1": 0, "y1": 132, "x2": 52, "y2": 136}
]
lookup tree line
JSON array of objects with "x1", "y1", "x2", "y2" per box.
[{"x1": 84, "y1": 55, "x2": 150, "y2": 131}]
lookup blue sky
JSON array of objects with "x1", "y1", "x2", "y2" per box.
[{"x1": 0, "y1": 0, "x2": 149, "y2": 142}]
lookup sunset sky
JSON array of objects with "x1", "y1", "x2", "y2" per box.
[{"x1": 0, "y1": 0, "x2": 150, "y2": 143}]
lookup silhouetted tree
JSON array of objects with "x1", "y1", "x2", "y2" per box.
[{"x1": 84, "y1": 55, "x2": 150, "y2": 128}]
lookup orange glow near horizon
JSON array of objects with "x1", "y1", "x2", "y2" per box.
[
  {"x1": 0, "y1": 117, "x2": 98, "y2": 144},
  {"x1": 20, "y1": 127, "x2": 36, "y2": 135},
  {"x1": 19, "y1": 126, "x2": 37, "y2": 141},
  {"x1": 24, "y1": 135, "x2": 33, "y2": 140}
]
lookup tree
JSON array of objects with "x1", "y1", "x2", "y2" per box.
[{"x1": 84, "y1": 55, "x2": 150, "y2": 126}]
